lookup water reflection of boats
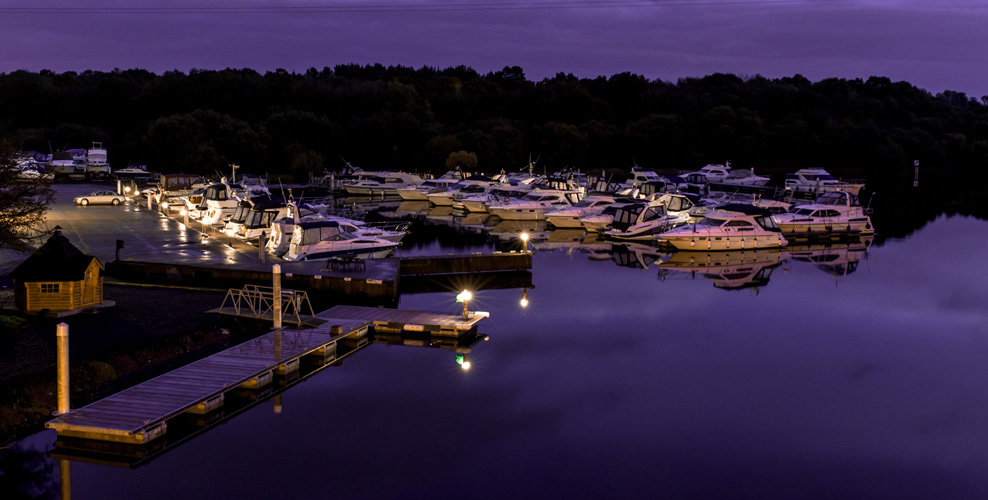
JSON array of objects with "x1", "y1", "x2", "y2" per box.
[
  {"x1": 530, "y1": 229, "x2": 611, "y2": 253},
  {"x1": 785, "y1": 236, "x2": 873, "y2": 277},
  {"x1": 393, "y1": 201, "x2": 432, "y2": 218},
  {"x1": 457, "y1": 212, "x2": 491, "y2": 228},
  {"x1": 606, "y1": 242, "x2": 670, "y2": 269},
  {"x1": 343, "y1": 196, "x2": 402, "y2": 214},
  {"x1": 425, "y1": 206, "x2": 457, "y2": 224},
  {"x1": 657, "y1": 249, "x2": 783, "y2": 290}
]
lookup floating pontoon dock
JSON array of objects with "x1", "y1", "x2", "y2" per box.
[{"x1": 46, "y1": 306, "x2": 488, "y2": 446}]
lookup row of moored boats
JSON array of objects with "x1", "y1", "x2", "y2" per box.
[{"x1": 331, "y1": 163, "x2": 874, "y2": 251}]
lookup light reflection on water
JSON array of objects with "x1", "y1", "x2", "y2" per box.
[{"x1": 8, "y1": 215, "x2": 988, "y2": 499}]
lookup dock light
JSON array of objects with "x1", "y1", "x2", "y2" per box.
[
  {"x1": 520, "y1": 232, "x2": 529, "y2": 252},
  {"x1": 180, "y1": 207, "x2": 189, "y2": 226},
  {"x1": 520, "y1": 288, "x2": 529, "y2": 308},
  {"x1": 161, "y1": 201, "x2": 169, "y2": 214},
  {"x1": 456, "y1": 290, "x2": 472, "y2": 319},
  {"x1": 456, "y1": 354, "x2": 471, "y2": 371}
]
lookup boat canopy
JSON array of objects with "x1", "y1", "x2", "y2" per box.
[
  {"x1": 716, "y1": 204, "x2": 774, "y2": 217},
  {"x1": 814, "y1": 191, "x2": 861, "y2": 206}
]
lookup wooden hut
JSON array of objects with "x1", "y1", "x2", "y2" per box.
[{"x1": 9, "y1": 228, "x2": 105, "y2": 315}]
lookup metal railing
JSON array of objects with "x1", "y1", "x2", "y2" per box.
[{"x1": 218, "y1": 284, "x2": 316, "y2": 325}]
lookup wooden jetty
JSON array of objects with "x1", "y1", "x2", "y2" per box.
[{"x1": 46, "y1": 306, "x2": 488, "y2": 446}]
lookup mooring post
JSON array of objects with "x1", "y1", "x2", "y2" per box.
[
  {"x1": 56, "y1": 323, "x2": 70, "y2": 415},
  {"x1": 147, "y1": 192, "x2": 152, "y2": 210},
  {"x1": 259, "y1": 231, "x2": 266, "y2": 263},
  {"x1": 272, "y1": 264, "x2": 282, "y2": 329},
  {"x1": 60, "y1": 459, "x2": 71, "y2": 500},
  {"x1": 116, "y1": 179, "x2": 122, "y2": 194}
]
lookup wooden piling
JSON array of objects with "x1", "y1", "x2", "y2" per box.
[{"x1": 57, "y1": 323, "x2": 69, "y2": 415}]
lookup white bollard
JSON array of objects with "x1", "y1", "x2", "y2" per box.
[{"x1": 272, "y1": 264, "x2": 282, "y2": 329}]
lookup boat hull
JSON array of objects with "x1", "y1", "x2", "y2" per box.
[
  {"x1": 776, "y1": 219, "x2": 874, "y2": 236},
  {"x1": 658, "y1": 233, "x2": 788, "y2": 251}
]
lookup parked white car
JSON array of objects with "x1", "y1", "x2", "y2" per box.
[{"x1": 74, "y1": 190, "x2": 126, "y2": 206}]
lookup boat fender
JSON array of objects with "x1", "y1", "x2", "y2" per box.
[{"x1": 690, "y1": 240, "x2": 696, "y2": 247}]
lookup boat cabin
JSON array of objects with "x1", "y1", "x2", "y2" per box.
[{"x1": 610, "y1": 203, "x2": 669, "y2": 231}]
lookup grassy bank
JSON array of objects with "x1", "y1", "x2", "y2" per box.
[{"x1": 0, "y1": 284, "x2": 272, "y2": 446}]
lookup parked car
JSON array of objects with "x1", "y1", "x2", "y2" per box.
[{"x1": 74, "y1": 190, "x2": 126, "y2": 206}]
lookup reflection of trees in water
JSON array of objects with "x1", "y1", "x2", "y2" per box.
[
  {"x1": 866, "y1": 172, "x2": 988, "y2": 244},
  {"x1": 0, "y1": 445, "x2": 58, "y2": 499}
]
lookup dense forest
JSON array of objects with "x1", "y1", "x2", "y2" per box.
[{"x1": 2, "y1": 65, "x2": 987, "y2": 190}]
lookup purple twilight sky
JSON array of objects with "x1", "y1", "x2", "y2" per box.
[{"x1": 2, "y1": 0, "x2": 987, "y2": 98}]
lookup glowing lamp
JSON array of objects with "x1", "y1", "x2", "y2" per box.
[{"x1": 456, "y1": 290, "x2": 472, "y2": 319}]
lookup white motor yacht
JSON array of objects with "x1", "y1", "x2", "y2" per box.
[
  {"x1": 396, "y1": 175, "x2": 466, "y2": 201},
  {"x1": 545, "y1": 195, "x2": 620, "y2": 229},
  {"x1": 191, "y1": 182, "x2": 244, "y2": 225},
  {"x1": 603, "y1": 202, "x2": 690, "y2": 241},
  {"x1": 227, "y1": 200, "x2": 289, "y2": 242},
  {"x1": 427, "y1": 176, "x2": 499, "y2": 206},
  {"x1": 722, "y1": 169, "x2": 770, "y2": 187},
  {"x1": 456, "y1": 184, "x2": 534, "y2": 212},
  {"x1": 85, "y1": 141, "x2": 111, "y2": 178},
  {"x1": 283, "y1": 220, "x2": 399, "y2": 261},
  {"x1": 656, "y1": 204, "x2": 788, "y2": 250},
  {"x1": 784, "y1": 168, "x2": 864, "y2": 196},
  {"x1": 773, "y1": 191, "x2": 874, "y2": 236},
  {"x1": 488, "y1": 189, "x2": 582, "y2": 221},
  {"x1": 343, "y1": 172, "x2": 425, "y2": 196}
]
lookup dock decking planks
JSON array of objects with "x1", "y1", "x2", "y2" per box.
[{"x1": 47, "y1": 308, "x2": 486, "y2": 444}]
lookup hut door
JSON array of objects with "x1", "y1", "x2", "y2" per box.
[{"x1": 83, "y1": 269, "x2": 96, "y2": 305}]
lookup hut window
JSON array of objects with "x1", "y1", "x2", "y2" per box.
[{"x1": 41, "y1": 283, "x2": 60, "y2": 293}]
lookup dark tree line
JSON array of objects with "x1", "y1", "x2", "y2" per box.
[{"x1": 1, "y1": 65, "x2": 986, "y2": 188}]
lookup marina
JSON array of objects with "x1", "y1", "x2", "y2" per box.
[{"x1": 5, "y1": 178, "x2": 988, "y2": 499}]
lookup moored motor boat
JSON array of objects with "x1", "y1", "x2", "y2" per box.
[
  {"x1": 656, "y1": 204, "x2": 788, "y2": 250},
  {"x1": 603, "y1": 202, "x2": 689, "y2": 241},
  {"x1": 773, "y1": 191, "x2": 874, "y2": 236},
  {"x1": 283, "y1": 220, "x2": 399, "y2": 261},
  {"x1": 545, "y1": 195, "x2": 621, "y2": 229}
]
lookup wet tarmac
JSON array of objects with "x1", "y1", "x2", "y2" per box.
[{"x1": 44, "y1": 183, "x2": 399, "y2": 281}]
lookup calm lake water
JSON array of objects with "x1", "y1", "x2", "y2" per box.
[{"x1": 6, "y1": 212, "x2": 988, "y2": 499}]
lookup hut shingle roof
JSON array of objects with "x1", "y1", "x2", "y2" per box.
[{"x1": 9, "y1": 230, "x2": 101, "y2": 282}]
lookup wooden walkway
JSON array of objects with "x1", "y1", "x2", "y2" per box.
[{"x1": 46, "y1": 306, "x2": 489, "y2": 445}]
